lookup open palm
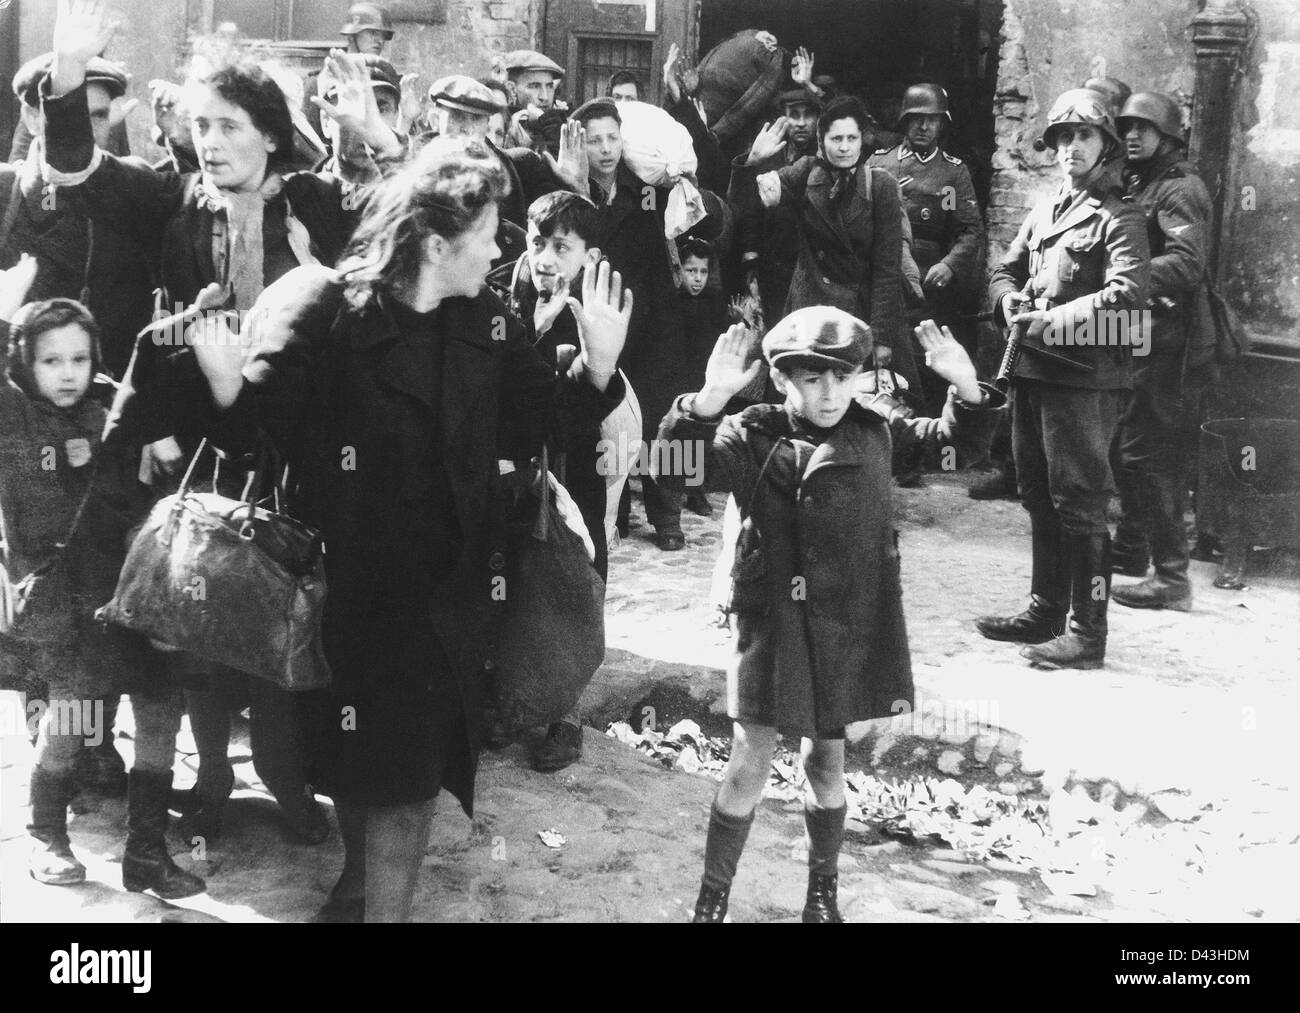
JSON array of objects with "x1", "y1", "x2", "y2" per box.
[{"x1": 55, "y1": 0, "x2": 115, "y2": 67}]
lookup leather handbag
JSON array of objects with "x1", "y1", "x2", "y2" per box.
[
  {"x1": 97, "y1": 439, "x2": 331, "y2": 691},
  {"x1": 488, "y1": 446, "x2": 607, "y2": 734}
]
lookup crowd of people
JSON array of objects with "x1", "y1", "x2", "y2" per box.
[{"x1": 0, "y1": 0, "x2": 1216, "y2": 923}]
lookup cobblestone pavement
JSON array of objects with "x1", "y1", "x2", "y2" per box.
[{"x1": 1, "y1": 473, "x2": 1296, "y2": 922}]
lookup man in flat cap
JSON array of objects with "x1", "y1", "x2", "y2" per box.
[
  {"x1": 8, "y1": 54, "x2": 131, "y2": 162},
  {"x1": 1, "y1": 53, "x2": 153, "y2": 380},
  {"x1": 504, "y1": 49, "x2": 568, "y2": 156},
  {"x1": 422, "y1": 74, "x2": 583, "y2": 231}
]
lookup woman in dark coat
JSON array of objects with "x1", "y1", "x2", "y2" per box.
[
  {"x1": 733, "y1": 96, "x2": 908, "y2": 377},
  {"x1": 193, "y1": 138, "x2": 631, "y2": 922},
  {"x1": 41, "y1": 1, "x2": 404, "y2": 844}
]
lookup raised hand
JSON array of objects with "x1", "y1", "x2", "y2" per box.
[
  {"x1": 567, "y1": 259, "x2": 632, "y2": 386},
  {"x1": 663, "y1": 42, "x2": 682, "y2": 104},
  {"x1": 489, "y1": 55, "x2": 508, "y2": 86},
  {"x1": 313, "y1": 50, "x2": 401, "y2": 156},
  {"x1": 398, "y1": 73, "x2": 423, "y2": 130},
  {"x1": 52, "y1": 0, "x2": 117, "y2": 95},
  {"x1": 696, "y1": 323, "x2": 763, "y2": 417},
  {"x1": 532, "y1": 273, "x2": 570, "y2": 337},
  {"x1": 0, "y1": 255, "x2": 38, "y2": 323},
  {"x1": 915, "y1": 318, "x2": 980, "y2": 402},
  {"x1": 546, "y1": 120, "x2": 589, "y2": 192},
  {"x1": 791, "y1": 47, "x2": 815, "y2": 86},
  {"x1": 746, "y1": 118, "x2": 789, "y2": 166},
  {"x1": 187, "y1": 282, "x2": 248, "y2": 410}
]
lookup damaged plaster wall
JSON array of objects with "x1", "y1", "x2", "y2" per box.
[{"x1": 1229, "y1": 0, "x2": 1300, "y2": 347}]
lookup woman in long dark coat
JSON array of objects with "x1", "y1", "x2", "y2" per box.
[
  {"x1": 732, "y1": 95, "x2": 909, "y2": 378},
  {"x1": 193, "y1": 138, "x2": 632, "y2": 922},
  {"x1": 41, "y1": 1, "x2": 404, "y2": 844}
]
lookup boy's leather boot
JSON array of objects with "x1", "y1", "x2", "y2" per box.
[
  {"x1": 1022, "y1": 531, "x2": 1110, "y2": 670},
  {"x1": 803, "y1": 874, "x2": 842, "y2": 923},
  {"x1": 976, "y1": 515, "x2": 1068, "y2": 643},
  {"x1": 28, "y1": 766, "x2": 86, "y2": 885},
  {"x1": 692, "y1": 802, "x2": 754, "y2": 922},
  {"x1": 123, "y1": 770, "x2": 206, "y2": 899}
]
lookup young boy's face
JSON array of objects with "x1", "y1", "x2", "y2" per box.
[
  {"x1": 774, "y1": 362, "x2": 862, "y2": 429},
  {"x1": 681, "y1": 254, "x2": 709, "y2": 297},
  {"x1": 32, "y1": 324, "x2": 94, "y2": 409},
  {"x1": 526, "y1": 222, "x2": 589, "y2": 295}
]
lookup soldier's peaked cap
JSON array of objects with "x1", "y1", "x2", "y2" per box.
[
  {"x1": 504, "y1": 50, "x2": 565, "y2": 78},
  {"x1": 762, "y1": 306, "x2": 873, "y2": 371},
  {"x1": 14, "y1": 53, "x2": 129, "y2": 107}
]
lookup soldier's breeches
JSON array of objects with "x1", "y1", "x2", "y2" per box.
[{"x1": 1011, "y1": 380, "x2": 1123, "y2": 535}]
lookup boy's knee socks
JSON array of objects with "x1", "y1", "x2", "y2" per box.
[
  {"x1": 702, "y1": 801, "x2": 755, "y2": 890},
  {"x1": 804, "y1": 803, "x2": 847, "y2": 877}
]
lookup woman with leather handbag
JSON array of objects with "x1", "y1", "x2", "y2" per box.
[
  {"x1": 38, "y1": 0, "x2": 413, "y2": 847},
  {"x1": 0, "y1": 263, "x2": 204, "y2": 899},
  {"x1": 191, "y1": 137, "x2": 632, "y2": 922}
]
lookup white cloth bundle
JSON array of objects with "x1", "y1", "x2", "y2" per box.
[{"x1": 616, "y1": 101, "x2": 707, "y2": 240}]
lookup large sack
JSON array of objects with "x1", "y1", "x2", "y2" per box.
[{"x1": 694, "y1": 30, "x2": 789, "y2": 143}]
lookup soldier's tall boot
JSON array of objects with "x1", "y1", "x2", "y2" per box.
[
  {"x1": 1022, "y1": 531, "x2": 1110, "y2": 670},
  {"x1": 976, "y1": 514, "x2": 1068, "y2": 644},
  {"x1": 1113, "y1": 470, "x2": 1193, "y2": 611}
]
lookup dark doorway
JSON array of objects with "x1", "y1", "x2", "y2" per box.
[{"x1": 696, "y1": 0, "x2": 1003, "y2": 207}]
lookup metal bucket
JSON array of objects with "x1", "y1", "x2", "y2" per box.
[{"x1": 1196, "y1": 417, "x2": 1300, "y2": 588}]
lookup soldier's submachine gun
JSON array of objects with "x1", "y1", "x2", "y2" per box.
[{"x1": 992, "y1": 293, "x2": 1095, "y2": 394}]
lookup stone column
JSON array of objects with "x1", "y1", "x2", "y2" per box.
[{"x1": 1189, "y1": 0, "x2": 1253, "y2": 280}]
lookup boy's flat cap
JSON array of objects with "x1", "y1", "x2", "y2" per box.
[
  {"x1": 14, "y1": 53, "x2": 129, "y2": 107},
  {"x1": 504, "y1": 50, "x2": 565, "y2": 78},
  {"x1": 428, "y1": 75, "x2": 504, "y2": 115},
  {"x1": 762, "y1": 306, "x2": 873, "y2": 371}
]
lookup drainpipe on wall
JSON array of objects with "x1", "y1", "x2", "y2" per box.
[{"x1": 1189, "y1": 0, "x2": 1254, "y2": 283}]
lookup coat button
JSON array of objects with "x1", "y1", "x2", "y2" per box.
[
  {"x1": 489, "y1": 551, "x2": 506, "y2": 571},
  {"x1": 920, "y1": 207, "x2": 932, "y2": 220}
]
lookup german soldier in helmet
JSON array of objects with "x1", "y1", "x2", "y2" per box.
[
  {"x1": 978, "y1": 89, "x2": 1150, "y2": 669},
  {"x1": 1109, "y1": 91, "x2": 1216, "y2": 611},
  {"x1": 340, "y1": 3, "x2": 395, "y2": 57},
  {"x1": 305, "y1": 4, "x2": 398, "y2": 144},
  {"x1": 868, "y1": 83, "x2": 984, "y2": 418}
]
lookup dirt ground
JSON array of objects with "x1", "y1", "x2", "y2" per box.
[{"x1": 1, "y1": 472, "x2": 1296, "y2": 923}]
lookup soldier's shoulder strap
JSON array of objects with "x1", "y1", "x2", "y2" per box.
[{"x1": 942, "y1": 150, "x2": 965, "y2": 165}]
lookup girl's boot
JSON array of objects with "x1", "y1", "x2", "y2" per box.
[
  {"x1": 27, "y1": 765, "x2": 85, "y2": 885},
  {"x1": 123, "y1": 770, "x2": 206, "y2": 899}
]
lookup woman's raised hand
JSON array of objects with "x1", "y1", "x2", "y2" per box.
[
  {"x1": 52, "y1": 0, "x2": 117, "y2": 95},
  {"x1": 567, "y1": 259, "x2": 632, "y2": 383},
  {"x1": 746, "y1": 118, "x2": 788, "y2": 166},
  {"x1": 0, "y1": 255, "x2": 38, "y2": 323},
  {"x1": 696, "y1": 324, "x2": 762, "y2": 418},
  {"x1": 791, "y1": 47, "x2": 815, "y2": 87}
]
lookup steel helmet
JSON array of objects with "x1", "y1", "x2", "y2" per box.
[
  {"x1": 1041, "y1": 88, "x2": 1120, "y2": 150},
  {"x1": 894, "y1": 82, "x2": 951, "y2": 131},
  {"x1": 1081, "y1": 76, "x2": 1132, "y2": 116},
  {"x1": 340, "y1": 3, "x2": 395, "y2": 38},
  {"x1": 1117, "y1": 91, "x2": 1185, "y2": 145}
]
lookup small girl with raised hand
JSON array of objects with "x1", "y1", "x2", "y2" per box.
[
  {"x1": 656, "y1": 307, "x2": 999, "y2": 922},
  {"x1": 0, "y1": 256, "x2": 202, "y2": 898}
]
